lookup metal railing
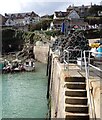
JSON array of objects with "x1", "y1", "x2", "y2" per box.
[
  {"x1": 83, "y1": 50, "x2": 102, "y2": 119},
  {"x1": 63, "y1": 49, "x2": 83, "y2": 70},
  {"x1": 84, "y1": 50, "x2": 102, "y2": 79},
  {"x1": 63, "y1": 49, "x2": 102, "y2": 119}
]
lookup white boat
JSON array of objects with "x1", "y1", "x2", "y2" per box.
[{"x1": 24, "y1": 59, "x2": 35, "y2": 71}]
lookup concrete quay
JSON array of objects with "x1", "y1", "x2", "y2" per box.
[
  {"x1": 50, "y1": 53, "x2": 101, "y2": 119},
  {"x1": 33, "y1": 45, "x2": 101, "y2": 119}
]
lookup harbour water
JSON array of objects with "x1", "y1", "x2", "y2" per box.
[{"x1": 1, "y1": 62, "x2": 48, "y2": 118}]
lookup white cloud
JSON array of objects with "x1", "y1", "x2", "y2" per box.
[
  {"x1": 0, "y1": 0, "x2": 101, "y2": 15},
  {"x1": 0, "y1": 0, "x2": 21, "y2": 15}
]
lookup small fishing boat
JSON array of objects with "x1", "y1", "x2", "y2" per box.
[{"x1": 24, "y1": 59, "x2": 35, "y2": 71}]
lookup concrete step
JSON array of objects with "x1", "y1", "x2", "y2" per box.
[
  {"x1": 65, "y1": 89, "x2": 87, "y2": 97},
  {"x1": 65, "y1": 112, "x2": 89, "y2": 120},
  {"x1": 65, "y1": 77, "x2": 86, "y2": 82},
  {"x1": 65, "y1": 104, "x2": 88, "y2": 113},
  {"x1": 65, "y1": 82, "x2": 86, "y2": 89},
  {"x1": 65, "y1": 96, "x2": 88, "y2": 105}
]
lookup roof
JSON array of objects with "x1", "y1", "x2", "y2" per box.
[
  {"x1": 67, "y1": 5, "x2": 90, "y2": 11},
  {"x1": 54, "y1": 11, "x2": 69, "y2": 18},
  {"x1": 5, "y1": 11, "x2": 39, "y2": 20},
  {"x1": 0, "y1": 14, "x2": 6, "y2": 25},
  {"x1": 54, "y1": 10, "x2": 80, "y2": 19},
  {"x1": 41, "y1": 15, "x2": 49, "y2": 18}
]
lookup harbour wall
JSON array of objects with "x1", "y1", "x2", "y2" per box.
[
  {"x1": 33, "y1": 44, "x2": 101, "y2": 119},
  {"x1": 49, "y1": 52, "x2": 101, "y2": 119},
  {"x1": 49, "y1": 53, "x2": 87, "y2": 118},
  {"x1": 49, "y1": 54, "x2": 65, "y2": 118},
  {"x1": 33, "y1": 45, "x2": 49, "y2": 64},
  {"x1": 89, "y1": 80, "x2": 101, "y2": 118}
]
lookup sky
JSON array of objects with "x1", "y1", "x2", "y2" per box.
[{"x1": 0, "y1": 0, "x2": 101, "y2": 16}]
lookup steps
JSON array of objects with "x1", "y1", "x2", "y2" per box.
[
  {"x1": 65, "y1": 77, "x2": 86, "y2": 82},
  {"x1": 65, "y1": 89, "x2": 87, "y2": 97},
  {"x1": 65, "y1": 112, "x2": 89, "y2": 120},
  {"x1": 65, "y1": 96, "x2": 88, "y2": 105},
  {"x1": 65, "y1": 104, "x2": 88, "y2": 113},
  {"x1": 65, "y1": 82, "x2": 86, "y2": 89},
  {"x1": 65, "y1": 77, "x2": 89, "y2": 120}
]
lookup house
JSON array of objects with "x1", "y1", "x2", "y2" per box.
[
  {"x1": 53, "y1": 11, "x2": 69, "y2": 19},
  {"x1": 66, "y1": 19, "x2": 88, "y2": 30},
  {"x1": 41, "y1": 15, "x2": 50, "y2": 20},
  {"x1": 5, "y1": 19, "x2": 15, "y2": 26},
  {"x1": 68, "y1": 10, "x2": 80, "y2": 19},
  {"x1": 66, "y1": 5, "x2": 91, "y2": 18},
  {"x1": 53, "y1": 10, "x2": 80, "y2": 20},
  {"x1": 0, "y1": 14, "x2": 6, "y2": 26},
  {"x1": 52, "y1": 19, "x2": 65, "y2": 30},
  {"x1": 5, "y1": 11, "x2": 40, "y2": 27},
  {"x1": 51, "y1": 9, "x2": 87, "y2": 30},
  {"x1": 98, "y1": 11, "x2": 102, "y2": 16}
]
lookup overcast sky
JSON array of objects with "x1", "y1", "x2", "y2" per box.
[{"x1": 0, "y1": 0, "x2": 101, "y2": 16}]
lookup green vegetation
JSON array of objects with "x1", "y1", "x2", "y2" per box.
[
  {"x1": 84, "y1": 29, "x2": 102, "y2": 39},
  {"x1": 85, "y1": 16, "x2": 102, "y2": 25},
  {"x1": 2, "y1": 28, "x2": 37, "y2": 53},
  {"x1": 29, "y1": 19, "x2": 52, "y2": 31},
  {"x1": 84, "y1": 5, "x2": 102, "y2": 25},
  {"x1": 2, "y1": 29, "x2": 24, "y2": 53},
  {"x1": 2, "y1": 28, "x2": 53, "y2": 54},
  {"x1": 45, "y1": 30, "x2": 62, "y2": 37},
  {"x1": 88, "y1": 5, "x2": 102, "y2": 17}
]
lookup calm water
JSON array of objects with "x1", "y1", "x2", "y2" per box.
[{"x1": 1, "y1": 62, "x2": 48, "y2": 118}]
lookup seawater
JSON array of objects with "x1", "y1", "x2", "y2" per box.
[{"x1": 1, "y1": 62, "x2": 48, "y2": 118}]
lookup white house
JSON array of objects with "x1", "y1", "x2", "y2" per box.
[
  {"x1": 5, "y1": 19, "x2": 15, "y2": 26},
  {"x1": 5, "y1": 11, "x2": 40, "y2": 27},
  {"x1": 53, "y1": 10, "x2": 80, "y2": 20},
  {"x1": 98, "y1": 11, "x2": 102, "y2": 16},
  {"x1": 53, "y1": 11, "x2": 68, "y2": 19},
  {"x1": 51, "y1": 9, "x2": 88, "y2": 30},
  {"x1": 68, "y1": 10, "x2": 80, "y2": 19}
]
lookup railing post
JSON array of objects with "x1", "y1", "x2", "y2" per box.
[
  {"x1": 83, "y1": 51, "x2": 88, "y2": 80},
  {"x1": 80, "y1": 50, "x2": 83, "y2": 70}
]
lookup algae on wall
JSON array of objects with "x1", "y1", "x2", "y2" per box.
[
  {"x1": 2, "y1": 29, "x2": 24, "y2": 53},
  {"x1": 2, "y1": 28, "x2": 51, "y2": 61},
  {"x1": 2, "y1": 28, "x2": 36, "y2": 54}
]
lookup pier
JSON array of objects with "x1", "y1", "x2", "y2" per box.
[{"x1": 48, "y1": 50, "x2": 102, "y2": 119}]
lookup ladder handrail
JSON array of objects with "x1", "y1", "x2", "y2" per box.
[
  {"x1": 83, "y1": 50, "x2": 102, "y2": 119},
  {"x1": 63, "y1": 49, "x2": 83, "y2": 70}
]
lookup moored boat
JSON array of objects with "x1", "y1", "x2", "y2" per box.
[{"x1": 24, "y1": 59, "x2": 35, "y2": 71}]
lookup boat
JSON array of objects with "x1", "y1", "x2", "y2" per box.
[{"x1": 24, "y1": 59, "x2": 35, "y2": 71}]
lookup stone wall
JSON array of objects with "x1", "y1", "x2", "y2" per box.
[
  {"x1": 33, "y1": 45, "x2": 49, "y2": 64},
  {"x1": 89, "y1": 80, "x2": 101, "y2": 118},
  {"x1": 50, "y1": 54, "x2": 65, "y2": 118}
]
